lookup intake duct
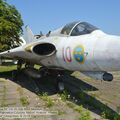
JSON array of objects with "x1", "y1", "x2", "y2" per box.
[{"x1": 32, "y1": 43, "x2": 56, "y2": 56}]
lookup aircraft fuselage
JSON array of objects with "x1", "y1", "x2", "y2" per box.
[{"x1": 36, "y1": 30, "x2": 120, "y2": 72}]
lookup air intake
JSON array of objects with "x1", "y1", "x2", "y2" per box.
[{"x1": 32, "y1": 43, "x2": 56, "y2": 56}]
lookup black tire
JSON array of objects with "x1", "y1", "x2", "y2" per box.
[{"x1": 56, "y1": 76, "x2": 65, "y2": 92}]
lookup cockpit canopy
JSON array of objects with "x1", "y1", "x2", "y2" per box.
[
  {"x1": 50, "y1": 21, "x2": 99, "y2": 36},
  {"x1": 61, "y1": 21, "x2": 98, "y2": 36}
]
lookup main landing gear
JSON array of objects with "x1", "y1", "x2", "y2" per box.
[
  {"x1": 39, "y1": 67, "x2": 65, "y2": 92},
  {"x1": 12, "y1": 60, "x2": 30, "y2": 81},
  {"x1": 12, "y1": 60, "x2": 23, "y2": 81},
  {"x1": 13, "y1": 62, "x2": 65, "y2": 92}
]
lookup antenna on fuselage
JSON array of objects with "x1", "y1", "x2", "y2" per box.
[
  {"x1": 34, "y1": 31, "x2": 44, "y2": 39},
  {"x1": 46, "y1": 31, "x2": 51, "y2": 37}
]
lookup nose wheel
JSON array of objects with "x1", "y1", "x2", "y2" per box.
[
  {"x1": 57, "y1": 81, "x2": 65, "y2": 92},
  {"x1": 56, "y1": 75, "x2": 65, "y2": 92}
]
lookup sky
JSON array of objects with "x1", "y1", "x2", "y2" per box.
[{"x1": 7, "y1": 0, "x2": 120, "y2": 35}]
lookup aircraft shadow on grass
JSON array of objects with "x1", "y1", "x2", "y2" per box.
[{"x1": 0, "y1": 70, "x2": 119, "y2": 119}]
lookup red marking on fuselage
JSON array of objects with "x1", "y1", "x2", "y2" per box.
[
  {"x1": 62, "y1": 47, "x2": 66, "y2": 62},
  {"x1": 65, "y1": 47, "x2": 72, "y2": 62},
  {"x1": 62, "y1": 47, "x2": 72, "y2": 63}
]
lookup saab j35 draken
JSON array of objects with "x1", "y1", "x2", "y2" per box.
[{"x1": 0, "y1": 21, "x2": 120, "y2": 92}]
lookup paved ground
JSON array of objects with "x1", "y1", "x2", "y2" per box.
[{"x1": 0, "y1": 67, "x2": 120, "y2": 120}]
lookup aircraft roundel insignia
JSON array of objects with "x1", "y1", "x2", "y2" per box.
[{"x1": 73, "y1": 45, "x2": 85, "y2": 63}]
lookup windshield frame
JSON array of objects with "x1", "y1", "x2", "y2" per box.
[
  {"x1": 61, "y1": 21, "x2": 79, "y2": 35},
  {"x1": 70, "y1": 22, "x2": 99, "y2": 36}
]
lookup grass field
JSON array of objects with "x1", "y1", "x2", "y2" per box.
[{"x1": 0, "y1": 65, "x2": 16, "y2": 72}]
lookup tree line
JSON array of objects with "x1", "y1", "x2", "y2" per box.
[{"x1": 0, "y1": 0, "x2": 23, "y2": 52}]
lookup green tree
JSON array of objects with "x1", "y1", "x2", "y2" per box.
[{"x1": 0, "y1": 0, "x2": 24, "y2": 52}]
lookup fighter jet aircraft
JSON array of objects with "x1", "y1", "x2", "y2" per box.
[{"x1": 0, "y1": 21, "x2": 120, "y2": 92}]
